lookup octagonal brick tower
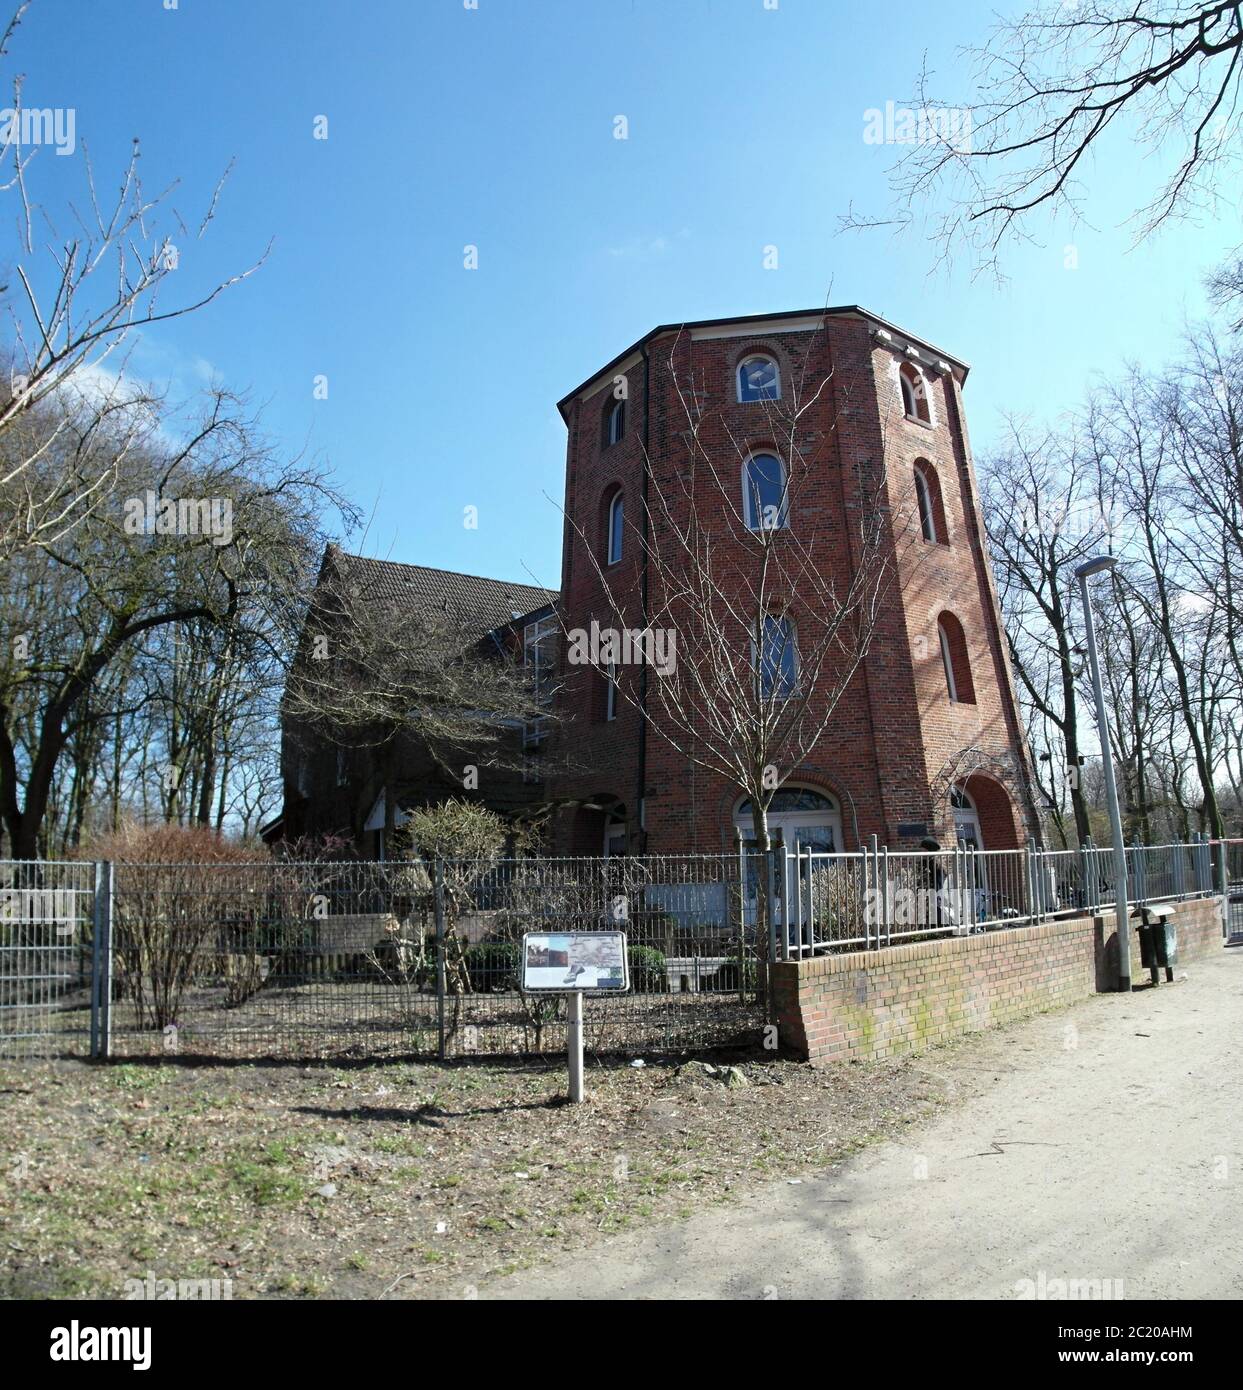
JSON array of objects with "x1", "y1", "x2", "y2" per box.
[{"x1": 547, "y1": 306, "x2": 1039, "y2": 858}]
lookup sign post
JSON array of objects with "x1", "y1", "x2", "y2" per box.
[
  {"x1": 521, "y1": 930, "x2": 629, "y2": 1103},
  {"x1": 567, "y1": 990, "x2": 584, "y2": 1103}
]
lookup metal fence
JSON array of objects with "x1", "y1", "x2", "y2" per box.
[
  {"x1": 781, "y1": 836, "x2": 1226, "y2": 959},
  {"x1": 0, "y1": 860, "x2": 99, "y2": 1059},
  {"x1": 1, "y1": 853, "x2": 763, "y2": 1061},
  {"x1": 1, "y1": 839, "x2": 1233, "y2": 1061}
]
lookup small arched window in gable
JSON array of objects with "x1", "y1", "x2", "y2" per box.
[
  {"x1": 737, "y1": 354, "x2": 780, "y2": 403},
  {"x1": 900, "y1": 363, "x2": 931, "y2": 424},
  {"x1": 937, "y1": 613, "x2": 975, "y2": 705}
]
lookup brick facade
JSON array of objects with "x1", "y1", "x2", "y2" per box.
[
  {"x1": 547, "y1": 308, "x2": 1039, "y2": 857},
  {"x1": 771, "y1": 896, "x2": 1225, "y2": 1065}
]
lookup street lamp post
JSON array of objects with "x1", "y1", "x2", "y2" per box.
[{"x1": 1074, "y1": 555, "x2": 1131, "y2": 991}]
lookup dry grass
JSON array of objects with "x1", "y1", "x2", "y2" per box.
[{"x1": 0, "y1": 1048, "x2": 951, "y2": 1299}]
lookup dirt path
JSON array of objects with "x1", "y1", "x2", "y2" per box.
[{"x1": 482, "y1": 947, "x2": 1243, "y2": 1300}]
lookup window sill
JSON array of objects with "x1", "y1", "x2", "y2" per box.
[{"x1": 904, "y1": 414, "x2": 935, "y2": 430}]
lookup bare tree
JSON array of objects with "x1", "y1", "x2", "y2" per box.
[
  {"x1": 979, "y1": 422, "x2": 1110, "y2": 844},
  {"x1": 0, "y1": 1, "x2": 265, "y2": 556},
  {"x1": 0, "y1": 386, "x2": 335, "y2": 858},
  {"x1": 846, "y1": 1, "x2": 1243, "y2": 274}
]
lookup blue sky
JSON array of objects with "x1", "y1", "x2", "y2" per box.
[{"x1": 14, "y1": 0, "x2": 1239, "y2": 590}]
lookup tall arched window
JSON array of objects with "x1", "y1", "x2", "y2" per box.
[
  {"x1": 737, "y1": 354, "x2": 780, "y2": 403},
  {"x1": 606, "y1": 491, "x2": 624, "y2": 565},
  {"x1": 900, "y1": 363, "x2": 931, "y2": 423},
  {"x1": 913, "y1": 459, "x2": 948, "y2": 545},
  {"x1": 605, "y1": 397, "x2": 626, "y2": 446},
  {"x1": 742, "y1": 451, "x2": 788, "y2": 531},
  {"x1": 937, "y1": 613, "x2": 975, "y2": 704},
  {"x1": 914, "y1": 466, "x2": 936, "y2": 541},
  {"x1": 604, "y1": 661, "x2": 619, "y2": 721},
  {"x1": 755, "y1": 614, "x2": 797, "y2": 699}
]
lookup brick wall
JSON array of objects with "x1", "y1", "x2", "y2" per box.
[{"x1": 771, "y1": 896, "x2": 1225, "y2": 1065}]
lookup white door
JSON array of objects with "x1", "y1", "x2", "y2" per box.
[{"x1": 734, "y1": 788, "x2": 843, "y2": 933}]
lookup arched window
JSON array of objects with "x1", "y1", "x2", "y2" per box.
[
  {"x1": 913, "y1": 459, "x2": 948, "y2": 545},
  {"x1": 605, "y1": 397, "x2": 626, "y2": 447},
  {"x1": 914, "y1": 466, "x2": 936, "y2": 541},
  {"x1": 900, "y1": 363, "x2": 930, "y2": 423},
  {"x1": 937, "y1": 613, "x2": 975, "y2": 704},
  {"x1": 755, "y1": 614, "x2": 797, "y2": 699},
  {"x1": 737, "y1": 354, "x2": 780, "y2": 403},
  {"x1": 742, "y1": 451, "x2": 788, "y2": 531},
  {"x1": 606, "y1": 491, "x2": 624, "y2": 565}
]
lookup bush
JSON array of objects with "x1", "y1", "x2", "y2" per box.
[
  {"x1": 627, "y1": 944, "x2": 667, "y2": 993},
  {"x1": 94, "y1": 824, "x2": 272, "y2": 1029},
  {"x1": 463, "y1": 940, "x2": 521, "y2": 992},
  {"x1": 715, "y1": 945, "x2": 757, "y2": 993}
]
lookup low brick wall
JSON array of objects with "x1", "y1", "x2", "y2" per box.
[{"x1": 772, "y1": 896, "x2": 1224, "y2": 1065}]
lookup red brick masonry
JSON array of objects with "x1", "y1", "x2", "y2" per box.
[{"x1": 771, "y1": 897, "x2": 1225, "y2": 1065}]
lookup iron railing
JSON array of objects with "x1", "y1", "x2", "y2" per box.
[{"x1": 781, "y1": 836, "x2": 1225, "y2": 960}]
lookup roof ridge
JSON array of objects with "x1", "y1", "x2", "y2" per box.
[{"x1": 334, "y1": 547, "x2": 556, "y2": 594}]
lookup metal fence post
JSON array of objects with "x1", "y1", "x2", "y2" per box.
[
  {"x1": 880, "y1": 844, "x2": 890, "y2": 946},
  {"x1": 433, "y1": 859, "x2": 447, "y2": 1061},
  {"x1": 769, "y1": 844, "x2": 782, "y2": 965},
  {"x1": 1217, "y1": 838, "x2": 1229, "y2": 938},
  {"x1": 90, "y1": 860, "x2": 113, "y2": 1060},
  {"x1": 1130, "y1": 840, "x2": 1146, "y2": 905}
]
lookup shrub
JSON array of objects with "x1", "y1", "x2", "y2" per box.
[
  {"x1": 463, "y1": 940, "x2": 521, "y2": 992},
  {"x1": 627, "y1": 944, "x2": 667, "y2": 993},
  {"x1": 94, "y1": 824, "x2": 271, "y2": 1029}
]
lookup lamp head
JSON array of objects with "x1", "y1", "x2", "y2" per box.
[{"x1": 1074, "y1": 555, "x2": 1118, "y2": 579}]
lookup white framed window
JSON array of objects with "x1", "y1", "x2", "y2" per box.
[
  {"x1": 523, "y1": 614, "x2": 557, "y2": 706},
  {"x1": 607, "y1": 491, "x2": 624, "y2": 564},
  {"x1": 605, "y1": 661, "x2": 618, "y2": 721},
  {"x1": 737, "y1": 354, "x2": 780, "y2": 403},
  {"x1": 742, "y1": 451, "x2": 788, "y2": 531},
  {"x1": 755, "y1": 614, "x2": 797, "y2": 699}
]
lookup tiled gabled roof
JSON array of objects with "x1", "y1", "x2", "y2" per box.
[{"x1": 324, "y1": 545, "x2": 557, "y2": 635}]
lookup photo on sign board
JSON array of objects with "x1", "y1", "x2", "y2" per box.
[{"x1": 522, "y1": 932, "x2": 629, "y2": 992}]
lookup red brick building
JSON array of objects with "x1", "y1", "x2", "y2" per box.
[{"x1": 547, "y1": 306, "x2": 1040, "y2": 860}]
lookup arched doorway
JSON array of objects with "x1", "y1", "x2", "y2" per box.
[
  {"x1": 951, "y1": 785, "x2": 983, "y2": 849},
  {"x1": 733, "y1": 786, "x2": 843, "y2": 932},
  {"x1": 733, "y1": 785, "x2": 843, "y2": 854}
]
